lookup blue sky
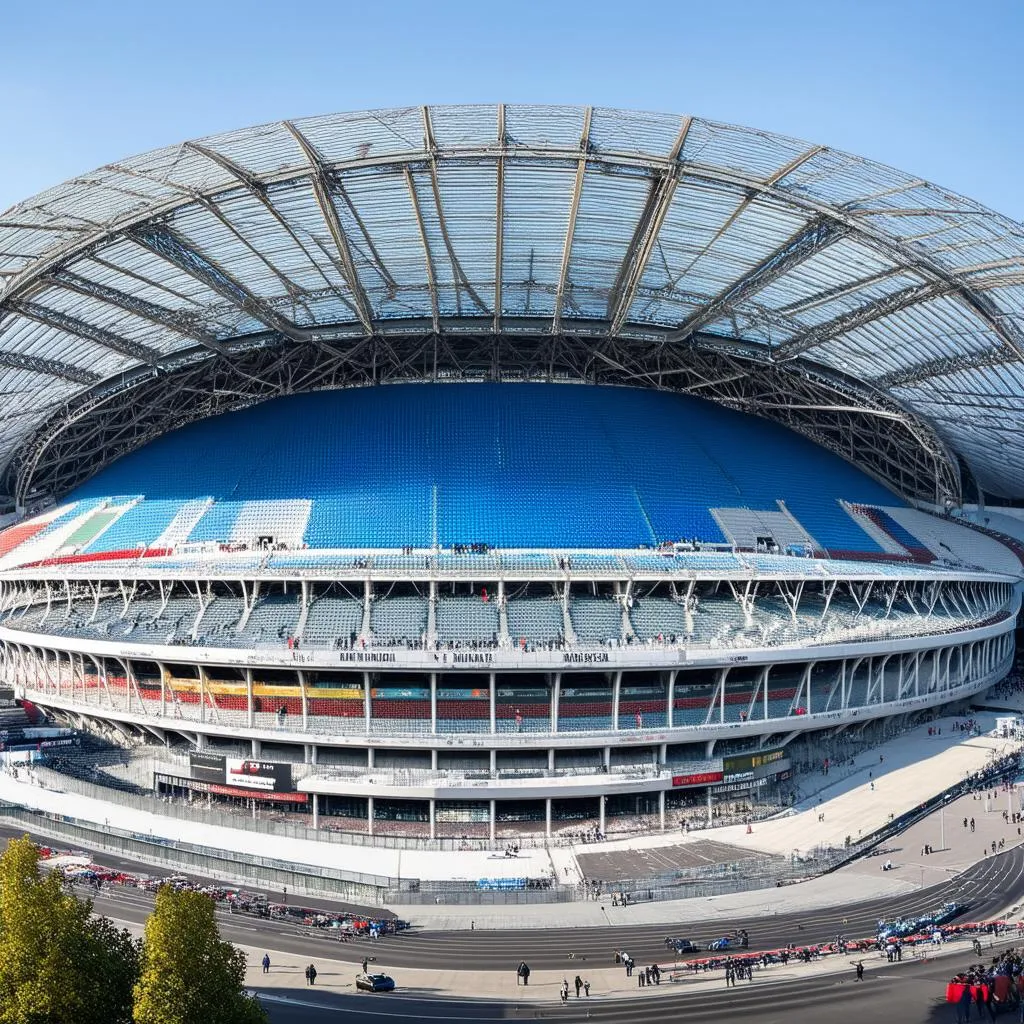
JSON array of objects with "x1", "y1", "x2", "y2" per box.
[{"x1": 1, "y1": 0, "x2": 1021, "y2": 219}]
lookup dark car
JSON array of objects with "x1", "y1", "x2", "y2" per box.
[
  {"x1": 355, "y1": 972, "x2": 395, "y2": 992},
  {"x1": 672, "y1": 940, "x2": 700, "y2": 954}
]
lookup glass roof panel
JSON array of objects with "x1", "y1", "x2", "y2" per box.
[{"x1": 1, "y1": 105, "x2": 1024, "y2": 496}]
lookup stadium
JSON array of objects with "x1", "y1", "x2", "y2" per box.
[{"x1": 0, "y1": 104, "x2": 1021, "y2": 855}]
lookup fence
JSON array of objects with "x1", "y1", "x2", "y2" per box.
[
  {"x1": 6, "y1": 745, "x2": 1019, "y2": 907},
  {"x1": 0, "y1": 801, "x2": 393, "y2": 904}
]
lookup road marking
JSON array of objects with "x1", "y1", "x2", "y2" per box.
[{"x1": 255, "y1": 991, "x2": 503, "y2": 1020}]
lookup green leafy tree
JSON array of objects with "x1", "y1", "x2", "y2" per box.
[
  {"x1": 134, "y1": 885, "x2": 267, "y2": 1024},
  {"x1": 0, "y1": 834, "x2": 140, "y2": 1024}
]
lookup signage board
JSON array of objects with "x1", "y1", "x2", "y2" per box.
[
  {"x1": 189, "y1": 751, "x2": 227, "y2": 784},
  {"x1": 224, "y1": 758, "x2": 293, "y2": 793},
  {"x1": 722, "y1": 748, "x2": 785, "y2": 780},
  {"x1": 672, "y1": 771, "x2": 724, "y2": 787}
]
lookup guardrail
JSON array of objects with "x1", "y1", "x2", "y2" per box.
[{"x1": 0, "y1": 801, "x2": 396, "y2": 904}]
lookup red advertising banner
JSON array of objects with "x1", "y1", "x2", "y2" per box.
[
  {"x1": 208, "y1": 784, "x2": 308, "y2": 804},
  {"x1": 672, "y1": 771, "x2": 724, "y2": 787}
]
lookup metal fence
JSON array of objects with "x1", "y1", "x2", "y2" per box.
[
  {"x1": 0, "y1": 802, "x2": 393, "y2": 904},
  {"x1": 7, "y1": 747, "x2": 1019, "y2": 907}
]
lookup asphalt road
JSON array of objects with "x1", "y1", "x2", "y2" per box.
[
  {"x1": 5, "y1": 819, "x2": 1021, "y2": 971},
  {"x1": 253, "y1": 953, "x2": 973, "y2": 1024},
  {"x1": 2, "y1": 819, "x2": 1017, "y2": 1023}
]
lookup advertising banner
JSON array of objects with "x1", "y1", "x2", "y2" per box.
[
  {"x1": 224, "y1": 758, "x2": 293, "y2": 793},
  {"x1": 189, "y1": 751, "x2": 226, "y2": 784},
  {"x1": 722, "y1": 748, "x2": 785, "y2": 781},
  {"x1": 156, "y1": 772, "x2": 307, "y2": 804},
  {"x1": 672, "y1": 771, "x2": 724, "y2": 787}
]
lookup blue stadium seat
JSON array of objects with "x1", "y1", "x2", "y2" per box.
[{"x1": 67, "y1": 383, "x2": 905, "y2": 554}]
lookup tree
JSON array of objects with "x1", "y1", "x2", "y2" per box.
[
  {"x1": 0, "y1": 835, "x2": 140, "y2": 1024},
  {"x1": 133, "y1": 885, "x2": 267, "y2": 1024}
]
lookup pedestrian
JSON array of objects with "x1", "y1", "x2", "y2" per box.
[
  {"x1": 362, "y1": 958, "x2": 369, "y2": 973},
  {"x1": 584, "y1": 980, "x2": 591, "y2": 997},
  {"x1": 307, "y1": 963, "x2": 317, "y2": 985},
  {"x1": 561, "y1": 979, "x2": 569, "y2": 1003},
  {"x1": 956, "y1": 983, "x2": 972, "y2": 1024},
  {"x1": 574, "y1": 975, "x2": 582, "y2": 998},
  {"x1": 304, "y1": 964, "x2": 311, "y2": 986},
  {"x1": 262, "y1": 953, "x2": 270, "y2": 974},
  {"x1": 855, "y1": 961, "x2": 864, "y2": 981}
]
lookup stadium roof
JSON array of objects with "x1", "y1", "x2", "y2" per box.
[{"x1": 1, "y1": 104, "x2": 1023, "y2": 506}]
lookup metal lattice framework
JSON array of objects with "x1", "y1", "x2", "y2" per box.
[{"x1": 2, "y1": 105, "x2": 1023, "y2": 507}]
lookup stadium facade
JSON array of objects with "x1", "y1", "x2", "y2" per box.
[{"x1": 0, "y1": 105, "x2": 1021, "y2": 841}]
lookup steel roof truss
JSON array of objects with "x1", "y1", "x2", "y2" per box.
[
  {"x1": 774, "y1": 280, "x2": 950, "y2": 359},
  {"x1": 663, "y1": 217, "x2": 849, "y2": 343},
  {"x1": 127, "y1": 223, "x2": 306, "y2": 343},
  {"x1": 0, "y1": 347, "x2": 99, "y2": 386},
  {"x1": 552, "y1": 107, "x2": 592, "y2": 335},
  {"x1": 606, "y1": 117, "x2": 691, "y2": 336},
  {"x1": 283, "y1": 122, "x2": 375, "y2": 334},
  {"x1": 49, "y1": 270, "x2": 222, "y2": 352},
  {"x1": 9, "y1": 300, "x2": 161, "y2": 365}
]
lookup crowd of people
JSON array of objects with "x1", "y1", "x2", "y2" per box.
[{"x1": 947, "y1": 946, "x2": 1024, "y2": 1021}]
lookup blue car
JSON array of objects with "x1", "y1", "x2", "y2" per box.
[{"x1": 707, "y1": 937, "x2": 734, "y2": 952}]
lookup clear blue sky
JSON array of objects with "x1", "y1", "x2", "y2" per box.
[{"x1": 1, "y1": 0, "x2": 1021, "y2": 219}]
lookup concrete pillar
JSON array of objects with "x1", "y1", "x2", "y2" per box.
[
  {"x1": 299, "y1": 670, "x2": 308, "y2": 732},
  {"x1": 545, "y1": 798, "x2": 552, "y2": 838},
  {"x1": 431, "y1": 748, "x2": 438, "y2": 769},
  {"x1": 667, "y1": 669, "x2": 676, "y2": 728},
  {"x1": 659, "y1": 742, "x2": 667, "y2": 768},
  {"x1": 363, "y1": 672, "x2": 372, "y2": 733},
  {"x1": 659, "y1": 789, "x2": 666, "y2": 832},
  {"x1": 548, "y1": 748, "x2": 555, "y2": 771},
  {"x1": 367, "y1": 746, "x2": 375, "y2": 768},
  {"x1": 429, "y1": 798, "x2": 436, "y2": 840},
  {"x1": 312, "y1": 792, "x2": 319, "y2": 830},
  {"x1": 310, "y1": 744, "x2": 318, "y2": 765},
  {"x1": 598, "y1": 795, "x2": 606, "y2": 835},
  {"x1": 489, "y1": 799, "x2": 496, "y2": 844},
  {"x1": 603, "y1": 746, "x2": 611, "y2": 770},
  {"x1": 612, "y1": 671, "x2": 622, "y2": 730},
  {"x1": 304, "y1": 744, "x2": 313, "y2": 764},
  {"x1": 489, "y1": 673, "x2": 496, "y2": 734},
  {"x1": 551, "y1": 673, "x2": 561, "y2": 734},
  {"x1": 430, "y1": 673, "x2": 437, "y2": 733},
  {"x1": 367, "y1": 796, "x2": 374, "y2": 836},
  {"x1": 195, "y1": 732, "x2": 208, "y2": 751},
  {"x1": 251, "y1": 738, "x2": 261, "y2": 757},
  {"x1": 245, "y1": 668, "x2": 254, "y2": 728},
  {"x1": 489, "y1": 748, "x2": 497, "y2": 773}
]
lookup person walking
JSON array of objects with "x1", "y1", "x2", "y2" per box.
[
  {"x1": 261, "y1": 953, "x2": 270, "y2": 974},
  {"x1": 854, "y1": 961, "x2": 864, "y2": 981},
  {"x1": 307, "y1": 963, "x2": 317, "y2": 986},
  {"x1": 583, "y1": 980, "x2": 591, "y2": 997},
  {"x1": 304, "y1": 964, "x2": 312, "y2": 986},
  {"x1": 574, "y1": 975, "x2": 582, "y2": 998}
]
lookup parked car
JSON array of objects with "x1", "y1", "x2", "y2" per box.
[{"x1": 355, "y1": 972, "x2": 395, "y2": 992}]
